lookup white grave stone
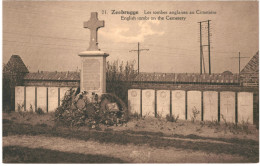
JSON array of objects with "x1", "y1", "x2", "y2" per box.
[
  {"x1": 15, "y1": 86, "x2": 24, "y2": 112},
  {"x1": 220, "y1": 91, "x2": 235, "y2": 123},
  {"x1": 48, "y1": 87, "x2": 58, "y2": 112},
  {"x1": 142, "y1": 89, "x2": 155, "y2": 117},
  {"x1": 172, "y1": 90, "x2": 186, "y2": 120},
  {"x1": 128, "y1": 89, "x2": 141, "y2": 115},
  {"x1": 156, "y1": 90, "x2": 170, "y2": 118},
  {"x1": 238, "y1": 92, "x2": 253, "y2": 124},
  {"x1": 37, "y1": 87, "x2": 47, "y2": 113},
  {"x1": 25, "y1": 86, "x2": 35, "y2": 112},
  {"x1": 203, "y1": 91, "x2": 218, "y2": 121},
  {"x1": 59, "y1": 87, "x2": 71, "y2": 105},
  {"x1": 187, "y1": 91, "x2": 202, "y2": 121}
]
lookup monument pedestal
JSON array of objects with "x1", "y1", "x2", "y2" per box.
[{"x1": 78, "y1": 51, "x2": 109, "y2": 94}]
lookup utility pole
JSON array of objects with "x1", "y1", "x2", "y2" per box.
[
  {"x1": 129, "y1": 42, "x2": 149, "y2": 74},
  {"x1": 199, "y1": 22, "x2": 202, "y2": 74},
  {"x1": 231, "y1": 52, "x2": 250, "y2": 74},
  {"x1": 208, "y1": 20, "x2": 211, "y2": 75},
  {"x1": 198, "y1": 20, "x2": 212, "y2": 74}
]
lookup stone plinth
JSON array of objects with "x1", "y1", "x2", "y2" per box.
[{"x1": 78, "y1": 51, "x2": 109, "y2": 94}]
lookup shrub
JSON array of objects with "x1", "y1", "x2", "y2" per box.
[
  {"x1": 36, "y1": 107, "x2": 45, "y2": 115},
  {"x1": 191, "y1": 107, "x2": 200, "y2": 123},
  {"x1": 106, "y1": 60, "x2": 138, "y2": 105},
  {"x1": 129, "y1": 112, "x2": 140, "y2": 120},
  {"x1": 55, "y1": 88, "x2": 128, "y2": 128},
  {"x1": 166, "y1": 114, "x2": 179, "y2": 122},
  {"x1": 29, "y1": 104, "x2": 33, "y2": 113},
  {"x1": 17, "y1": 104, "x2": 24, "y2": 113}
]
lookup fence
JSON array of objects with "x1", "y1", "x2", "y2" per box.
[{"x1": 128, "y1": 89, "x2": 254, "y2": 124}]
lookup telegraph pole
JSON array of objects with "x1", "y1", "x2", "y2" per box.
[
  {"x1": 129, "y1": 42, "x2": 149, "y2": 74},
  {"x1": 231, "y1": 52, "x2": 250, "y2": 74},
  {"x1": 208, "y1": 20, "x2": 211, "y2": 75},
  {"x1": 198, "y1": 20, "x2": 212, "y2": 74},
  {"x1": 199, "y1": 22, "x2": 202, "y2": 74}
]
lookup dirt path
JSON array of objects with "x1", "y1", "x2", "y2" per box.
[{"x1": 3, "y1": 135, "x2": 248, "y2": 163}]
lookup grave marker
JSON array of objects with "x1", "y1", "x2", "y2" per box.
[
  {"x1": 79, "y1": 12, "x2": 108, "y2": 94},
  {"x1": 25, "y1": 86, "x2": 35, "y2": 112},
  {"x1": 238, "y1": 92, "x2": 253, "y2": 124},
  {"x1": 15, "y1": 86, "x2": 25, "y2": 111},
  {"x1": 203, "y1": 91, "x2": 218, "y2": 121},
  {"x1": 156, "y1": 90, "x2": 170, "y2": 118},
  {"x1": 142, "y1": 89, "x2": 155, "y2": 117},
  {"x1": 220, "y1": 91, "x2": 235, "y2": 123},
  {"x1": 172, "y1": 90, "x2": 186, "y2": 120},
  {"x1": 128, "y1": 89, "x2": 141, "y2": 115},
  {"x1": 187, "y1": 91, "x2": 201, "y2": 121},
  {"x1": 48, "y1": 87, "x2": 58, "y2": 112},
  {"x1": 37, "y1": 87, "x2": 47, "y2": 113}
]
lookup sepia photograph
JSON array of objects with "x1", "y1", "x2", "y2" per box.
[{"x1": 2, "y1": 0, "x2": 259, "y2": 163}]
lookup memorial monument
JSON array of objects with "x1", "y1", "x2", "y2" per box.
[{"x1": 79, "y1": 12, "x2": 109, "y2": 94}]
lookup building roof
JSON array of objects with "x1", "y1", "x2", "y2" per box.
[
  {"x1": 133, "y1": 72, "x2": 240, "y2": 84},
  {"x1": 23, "y1": 71, "x2": 239, "y2": 84},
  {"x1": 3, "y1": 55, "x2": 29, "y2": 74},
  {"x1": 241, "y1": 51, "x2": 259, "y2": 74},
  {"x1": 24, "y1": 71, "x2": 80, "y2": 81}
]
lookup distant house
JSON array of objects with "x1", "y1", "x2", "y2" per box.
[
  {"x1": 3, "y1": 55, "x2": 29, "y2": 110},
  {"x1": 240, "y1": 51, "x2": 259, "y2": 87}
]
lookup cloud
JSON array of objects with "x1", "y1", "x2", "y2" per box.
[{"x1": 100, "y1": 20, "x2": 164, "y2": 43}]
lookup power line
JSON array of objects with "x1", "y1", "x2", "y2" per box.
[{"x1": 129, "y1": 42, "x2": 149, "y2": 74}]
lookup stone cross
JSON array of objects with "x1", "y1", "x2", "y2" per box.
[
  {"x1": 224, "y1": 98, "x2": 231, "y2": 114},
  {"x1": 84, "y1": 12, "x2": 104, "y2": 51}
]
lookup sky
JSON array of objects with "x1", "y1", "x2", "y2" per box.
[{"x1": 2, "y1": 1, "x2": 259, "y2": 73}]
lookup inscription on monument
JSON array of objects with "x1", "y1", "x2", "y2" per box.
[{"x1": 83, "y1": 59, "x2": 100, "y2": 91}]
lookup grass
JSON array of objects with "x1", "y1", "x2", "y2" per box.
[
  {"x1": 3, "y1": 118, "x2": 259, "y2": 162},
  {"x1": 3, "y1": 146, "x2": 125, "y2": 163}
]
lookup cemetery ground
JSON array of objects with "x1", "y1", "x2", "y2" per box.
[{"x1": 3, "y1": 112, "x2": 259, "y2": 163}]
